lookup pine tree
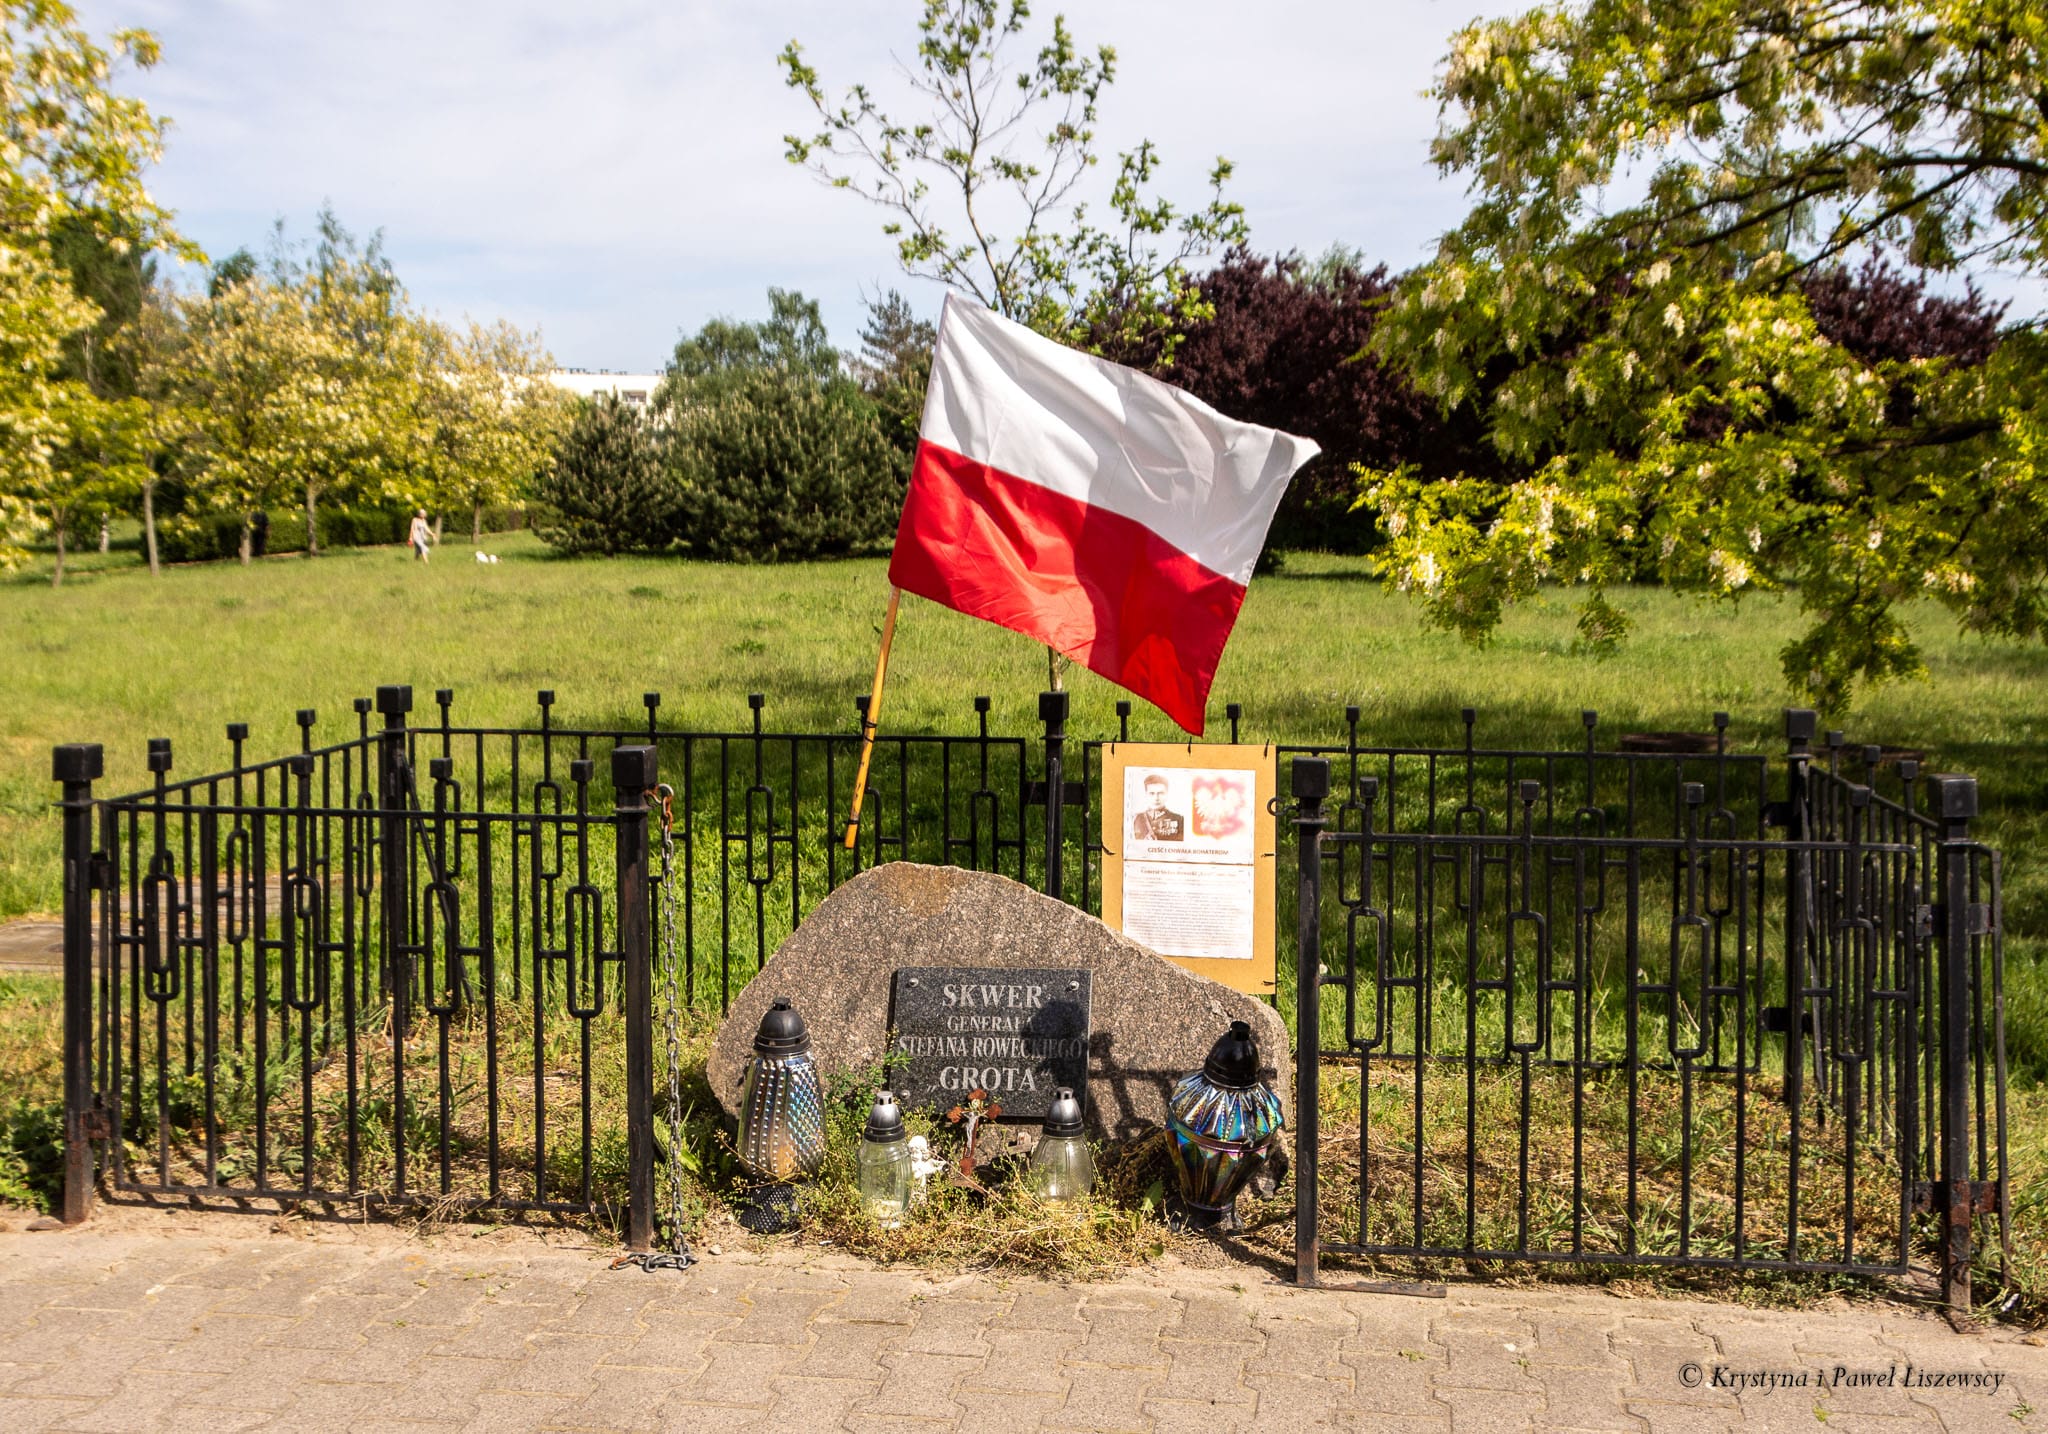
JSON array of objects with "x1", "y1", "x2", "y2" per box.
[{"x1": 532, "y1": 396, "x2": 676, "y2": 556}]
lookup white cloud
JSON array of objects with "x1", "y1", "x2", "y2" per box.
[{"x1": 81, "y1": 0, "x2": 1527, "y2": 367}]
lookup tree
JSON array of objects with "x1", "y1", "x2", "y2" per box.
[
  {"x1": 126, "y1": 286, "x2": 192, "y2": 575},
  {"x1": 851, "y1": 289, "x2": 936, "y2": 478},
  {"x1": 0, "y1": 1, "x2": 189, "y2": 571},
  {"x1": 662, "y1": 288, "x2": 840, "y2": 402},
  {"x1": 165, "y1": 274, "x2": 331, "y2": 564},
  {"x1": 670, "y1": 370, "x2": 902, "y2": 562},
  {"x1": 660, "y1": 290, "x2": 904, "y2": 561},
  {"x1": 777, "y1": 0, "x2": 1246, "y2": 358},
  {"x1": 1800, "y1": 256, "x2": 2004, "y2": 368},
  {"x1": 289, "y1": 209, "x2": 425, "y2": 556},
  {"x1": 49, "y1": 217, "x2": 154, "y2": 402},
  {"x1": 1096, "y1": 248, "x2": 1448, "y2": 552},
  {"x1": 155, "y1": 209, "x2": 563, "y2": 568},
  {"x1": 532, "y1": 396, "x2": 675, "y2": 557},
  {"x1": 208, "y1": 249, "x2": 257, "y2": 298},
  {"x1": 22, "y1": 389, "x2": 151, "y2": 586},
  {"x1": 0, "y1": 254, "x2": 109, "y2": 566},
  {"x1": 1365, "y1": 0, "x2": 2048, "y2": 710},
  {"x1": 172, "y1": 209, "x2": 441, "y2": 560},
  {"x1": 421, "y1": 319, "x2": 572, "y2": 545},
  {"x1": 42, "y1": 216, "x2": 163, "y2": 577}
]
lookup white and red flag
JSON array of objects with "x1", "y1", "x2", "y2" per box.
[{"x1": 887, "y1": 295, "x2": 1319, "y2": 734}]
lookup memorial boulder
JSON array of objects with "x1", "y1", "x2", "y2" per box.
[{"x1": 707, "y1": 863, "x2": 1290, "y2": 1141}]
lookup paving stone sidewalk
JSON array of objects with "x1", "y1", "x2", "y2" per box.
[
  {"x1": 0, "y1": 916, "x2": 61, "y2": 973},
  {"x1": 0, "y1": 1219, "x2": 2040, "y2": 1433}
]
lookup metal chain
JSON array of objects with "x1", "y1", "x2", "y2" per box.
[{"x1": 614, "y1": 784, "x2": 693, "y2": 1273}]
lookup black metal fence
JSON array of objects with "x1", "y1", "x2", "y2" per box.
[
  {"x1": 1289, "y1": 712, "x2": 2009, "y2": 1313},
  {"x1": 50, "y1": 687, "x2": 2007, "y2": 1309},
  {"x1": 56, "y1": 691, "x2": 663, "y2": 1236}
]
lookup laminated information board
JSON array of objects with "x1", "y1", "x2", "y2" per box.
[{"x1": 1098, "y1": 743, "x2": 1276, "y2": 996}]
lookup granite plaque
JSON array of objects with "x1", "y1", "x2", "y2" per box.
[{"x1": 887, "y1": 966, "x2": 1091, "y2": 1119}]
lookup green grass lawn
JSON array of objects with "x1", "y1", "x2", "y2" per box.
[
  {"x1": 7, "y1": 527, "x2": 2043, "y2": 1064},
  {"x1": 7, "y1": 529, "x2": 2042, "y2": 1027},
  {"x1": 6, "y1": 531, "x2": 2043, "y2": 838},
  {"x1": 2, "y1": 530, "x2": 2042, "y2": 1307}
]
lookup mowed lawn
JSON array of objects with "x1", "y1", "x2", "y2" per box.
[
  {"x1": 3, "y1": 529, "x2": 2045, "y2": 1083},
  {"x1": 3, "y1": 529, "x2": 2045, "y2": 1306}
]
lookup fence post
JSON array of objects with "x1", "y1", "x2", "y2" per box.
[
  {"x1": 1782, "y1": 709, "x2": 1815, "y2": 1107},
  {"x1": 375, "y1": 685, "x2": 412, "y2": 1191},
  {"x1": 376, "y1": 686, "x2": 413, "y2": 992},
  {"x1": 1291, "y1": 756, "x2": 1330, "y2": 1287},
  {"x1": 1040, "y1": 690, "x2": 1068, "y2": 901},
  {"x1": 1932, "y1": 773, "x2": 1978, "y2": 1317},
  {"x1": 613, "y1": 744, "x2": 659, "y2": 1252},
  {"x1": 54, "y1": 743, "x2": 103, "y2": 1225}
]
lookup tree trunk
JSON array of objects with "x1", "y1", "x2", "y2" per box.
[
  {"x1": 432, "y1": 515, "x2": 444, "y2": 545},
  {"x1": 98, "y1": 520, "x2": 109, "y2": 554},
  {"x1": 51, "y1": 511, "x2": 65, "y2": 589},
  {"x1": 239, "y1": 514, "x2": 252, "y2": 565},
  {"x1": 142, "y1": 479, "x2": 160, "y2": 576},
  {"x1": 304, "y1": 483, "x2": 319, "y2": 556},
  {"x1": 472, "y1": 500, "x2": 483, "y2": 546}
]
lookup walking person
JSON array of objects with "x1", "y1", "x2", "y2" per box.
[{"x1": 408, "y1": 509, "x2": 433, "y2": 563}]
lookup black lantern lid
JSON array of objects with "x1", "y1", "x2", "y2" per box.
[
  {"x1": 1041, "y1": 1086, "x2": 1085, "y2": 1138},
  {"x1": 864, "y1": 1090, "x2": 905, "y2": 1143},
  {"x1": 1202, "y1": 1020, "x2": 1260, "y2": 1089},
  {"x1": 752, "y1": 998, "x2": 811, "y2": 1056}
]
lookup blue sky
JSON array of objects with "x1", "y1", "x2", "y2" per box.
[
  {"x1": 87, "y1": 2, "x2": 2044, "y2": 372},
  {"x1": 86, "y1": 0, "x2": 1522, "y2": 371}
]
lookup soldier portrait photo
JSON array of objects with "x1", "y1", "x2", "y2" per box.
[{"x1": 1131, "y1": 772, "x2": 1185, "y2": 842}]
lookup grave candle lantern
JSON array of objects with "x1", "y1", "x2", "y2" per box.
[
  {"x1": 858, "y1": 1089, "x2": 913, "y2": 1225},
  {"x1": 1165, "y1": 1020, "x2": 1283, "y2": 1230},
  {"x1": 1027, "y1": 1086, "x2": 1094, "y2": 1200},
  {"x1": 736, "y1": 997, "x2": 826, "y2": 1184}
]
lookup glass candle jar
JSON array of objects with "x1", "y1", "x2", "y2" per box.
[
  {"x1": 858, "y1": 1090, "x2": 913, "y2": 1225},
  {"x1": 1027, "y1": 1086, "x2": 1095, "y2": 1200}
]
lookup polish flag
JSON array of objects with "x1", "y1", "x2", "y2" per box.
[{"x1": 887, "y1": 296, "x2": 1319, "y2": 734}]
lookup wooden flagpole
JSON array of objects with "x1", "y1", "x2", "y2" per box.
[{"x1": 843, "y1": 586, "x2": 902, "y2": 849}]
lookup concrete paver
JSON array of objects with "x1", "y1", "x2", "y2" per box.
[
  {"x1": 0, "y1": 917, "x2": 63, "y2": 972},
  {"x1": 0, "y1": 1219, "x2": 2039, "y2": 1432}
]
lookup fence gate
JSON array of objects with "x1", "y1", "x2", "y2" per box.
[{"x1": 1287, "y1": 712, "x2": 2009, "y2": 1315}]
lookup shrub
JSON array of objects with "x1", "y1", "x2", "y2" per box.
[
  {"x1": 315, "y1": 507, "x2": 409, "y2": 549},
  {"x1": 532, "y1": 396, "x2": 677, "y2": 556},
  {"x1": 0, "y1": 1099, "x2": 63, "y2": 1212},
  {"x1": 153, "y1": 505, "x2": 419, "y2": 562},
  {"x1": 477, "y1": 502, "x2": 527, "y2": 534},
  {"x1": 155, "y1": 511, "x2": 242, "y2": 563},
  {"x1": 669, "y1": 369, "x2": 903, "y2": 562}
]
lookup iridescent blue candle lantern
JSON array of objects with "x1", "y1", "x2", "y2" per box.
[
  {"x1": 735, "y1": 998, "x2": 826, "y2": 1231},
  {"x1": 1165, "y1": 1021, "x2": 1284, "y2": 1230}
]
